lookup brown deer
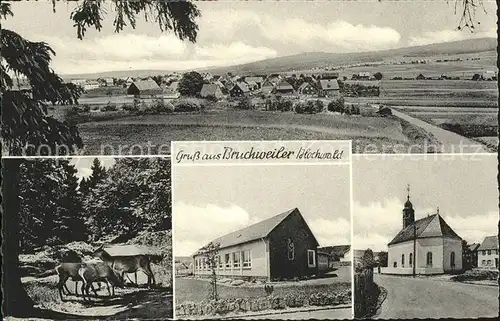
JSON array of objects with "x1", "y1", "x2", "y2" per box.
[
  {"x1": 56, "y1": 261, "x2": 101, "y2": 301},
  {"x1": 93, "y1": 246, "x2": 156, "y2": 287},
  {"x1": 78, "y1": 262, "x2": 124, "y2": 301}
]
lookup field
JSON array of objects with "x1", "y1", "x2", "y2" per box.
[
  {"x1": 175, "y1": 266, "x2": 352, "y2": 304},
  {"x1": 73, "y1": 109, "x2": 429, "y2": 154}
]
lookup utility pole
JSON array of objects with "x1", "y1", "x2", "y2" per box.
[{"x1": 413, "y1": 221, "x2": 416, "y2": 277}]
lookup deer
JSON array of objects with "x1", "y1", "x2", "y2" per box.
[
  {"x1": 92, "y1": 246, "x2": 156, "y2": 288},
  {"x1": 55, "y1": 258, "x2": 103, "y2": 301},
  {"x1": 78, "y1": 262, "x2": 124, "y2": 301}
]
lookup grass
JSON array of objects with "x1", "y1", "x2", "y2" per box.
[{"x1": 76, "y1": 109, "x2": 416, "y2": 154}]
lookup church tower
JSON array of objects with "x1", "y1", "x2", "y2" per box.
[{"x1": 403, "y1": 184, "x2": 415, "y2": 228}]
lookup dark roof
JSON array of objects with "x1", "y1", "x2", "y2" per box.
[
  {"x1": 478, "y1": 236, "x2": 498, "y2": 250},
  {"x1": 318, "y1": 245, "x2": 351, "y2": 257},
  {"x1": 275, "y1": 79, "x2": 294, "y2": 91},
  {"x1": 200, "y1": 84, "x2": 221, "y2": 97},
  {"x1": 388, "y1": 214, "x2": 461, "y2": 246},
  {"x1": 319, "y1": 79, "x2": 339, "y2": 90},
  {"x1": 193, "y1": 208, "x2": 313, "y2": 256},
  {"x1": 103, "y1": 244, "x2": 161, "y2": 257},
  {"x1": 468, "y1": 243, "x2": 480, "y2": 252},
  {"x1": 129, "y1": 79, "x2": 162, "y2": 92}
]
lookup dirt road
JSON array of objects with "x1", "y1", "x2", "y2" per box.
[
  {"x1": 374, "y1": 274, "x2": 498, "y2": 319},
  {"x1": 390, "y1": 108, "x2": 488, "y2": 153}
]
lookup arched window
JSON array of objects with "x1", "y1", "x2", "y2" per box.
[
  {"x1": 409, "y1": 253, "x2": 413, "y2": 267},
  {"x1": 401, "y1": 254, "x2": 405, "y2": 267},
  {"x1": 426, "y1": 252, "x2": 433, "y2": 267},
  {"x1": 287, "y1": 238, "x2": 295, "y2": 260},
  {"x1": 450, "y1": 251, "x2": 455, "y2": 268}
]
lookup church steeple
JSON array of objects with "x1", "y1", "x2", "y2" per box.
[{"x1": 403, "y1": 184, "x2": 415, "y2": 228}]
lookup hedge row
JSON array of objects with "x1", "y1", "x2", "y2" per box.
[{"x1": 176, "y1": 290, "x2": 352, "y2": 316}]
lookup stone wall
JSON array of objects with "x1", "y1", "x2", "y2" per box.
[{"x1": 176, "y1": 290, "x2": 351, "y2": 317}]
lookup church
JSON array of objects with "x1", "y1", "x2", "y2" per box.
[{"x1": 383, "y1": 187, "x2": 463, "y2": 275}]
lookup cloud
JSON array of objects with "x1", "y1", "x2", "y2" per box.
[
  {"x1": 353, "y1": 198, "x2": 498, "y2": 251},
  {"x1": 408, "y1": 27, "x2": 497, "y2": 46},
  {"x1": 36, "y1": 33, "x2": 277, "y2": 74},
  {"x1": 199, "y1": 9, "x2": 402, "y2": 52},
  {"x1": 173, "y1": 203, "x2": 262, "y2": 256},
  {"x1": 308, "y1": 217, "x2": 351, "y2": 247}
]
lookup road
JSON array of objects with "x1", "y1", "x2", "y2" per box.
[
  {"x1": 234, "y1": 307, "x2": 352, "y2": 320},
  {"x1": 374, "y1": 274, "x2": 499, "y2": 319},
  {"x1": 390, "y1": 108, "x2": 488, "y2": 153}
]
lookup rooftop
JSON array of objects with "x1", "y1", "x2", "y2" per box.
[
  {"x1": 388, "y1": 214, "x2": 461, "y2": 246},
  {"x1": 478, "y1": 236, "x2": 498, "y2": 251}
]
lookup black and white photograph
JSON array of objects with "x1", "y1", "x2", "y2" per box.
[
  {"x1": 2, "y1": 157, "x2": 173, "y2": 319},
  {"x1": 172, "y1": 142, "x2": 352, "y2": 319},
  {"x1": 2, "y1": 1, "x2": 498, "y2": 156},
  {"x1": 351, "y1": 154, "x2": 498, "y2": 319}
]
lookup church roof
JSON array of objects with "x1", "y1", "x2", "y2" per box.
[{"x1": 388, "y1": 214, "x2": 461, "y2": 246}]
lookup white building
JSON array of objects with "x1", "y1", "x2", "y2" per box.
[
  {"x1": 382, "y1": 191, "x2": 462, "y2": 275},
  {"x1": 477, "y1": 236, "x2": 498, "y2": 269}
]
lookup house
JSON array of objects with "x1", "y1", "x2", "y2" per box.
[
  {"x1": 70, "y1": 79, "x2": 87, "y2": 88},
  {"x1": 383, "y1": 189, "x2": 462, "y2": 275},
  {"x1": 125, "y1": 77, "x2": 135, "y2": 85},
  {"x1": 192, "y1": 208, "x2": 320, "y2": 281},
  {"x1": 98, "y1": 78, "x2": 114, "y2": 87},
  {"x1": 318, "y1": 79, "x2": 339, "y2": 97},
  {"x1": 229, "y1": 82, "x2": 250, "y2": 98},
  {"x1": 298, "y1": 82, "x2": 319, "y2": 97},
  {"x1": 482, "y1": 71, "x2": 497, "y2": 80},
  {"x1": 464, "y1": 243, "x2": 480, "y2": 269},
  {"x1": 163, "y1": 81, "x2": 180, "y2": 98},
  {"x1": 127, "y1": 79, "x2": 163, "y2": 97},
  {"x1": 477, "y1": 236, "x2": 498, "y2": 269},
  {"x1": 273, "y1": 79, "x2": 295, "y2": 95},
  {"x1": 416, "y1": 73, "x2": 426, "y2": 80},
  {"x1": 84, "y1": 80, "x2": 100, "y2": 91},
  {"x1": 357, "y1": 72, "x2": 371, "y2": 80},
  {"x1": 200, "y1": 84, "x2": 224, "y2": 100},
  {"x1": 245, "y1": 80, "x2": 259, "y2": 91},
  {"x1": 261, "y1": 79, "x2": 276, "y2": 95},
  {"x1": 319, "y1": 245, "x2": 351, "y2": 262},
  {"x1": 244, "y1": 76, "x2": 264, "y2": 88},
  {"x1": 175, "y1": 256, "x2": 193, "y2": 276}
]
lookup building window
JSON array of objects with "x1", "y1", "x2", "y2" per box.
[
  {"x1": 287, "y1": 238, "x2": 295, "y2": 261},
  {"x1": 409, "y1": 253, "x2": 413, "y2": 267},
  {"x1": 195, "y1": 259, "x2": 199, "y2": 270},
  {"x1": 482, "y1": 250, "x2": 486, "y2": 255},
  {"x1": 233, "y1": 252, "x2": 241, "y2": 268},
  {"x1": 487, "y1": 260, "x2": 492, "y2": 265},
  {"x1": 450, "y1": 252, "x2": 455, "y2": 268},
  {"x1": 308, "y1": 250, "x2": 316, "y2": 267},
  {"x1": 401, "y1": 254, "x2": 405, "y2": 267},
  {"x1": 426, "y1": 252, "x2": 433, "y2": 267},
  {"x1": 224, "y1": 253, "x2": 231, "y2": 269},
  {"x1": 487, "y1": 250, "x2": 491, "y2": 255},
  {"x1": 242, "y1": 250, "x2": 252, "y2": 268},
  {"x1": 393, "y1": 262, "x2": 397, "y2": 268},
  {"x1": 482, "y1": 260, "x2": 486, "y2": 265}
]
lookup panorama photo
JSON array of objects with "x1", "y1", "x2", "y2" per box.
[{"x1": 2, "y1": 0, "x2": 498, "y2": 155}]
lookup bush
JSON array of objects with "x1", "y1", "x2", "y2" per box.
[
  {"x1": 150, "y1": 99, "x2": 174, "y2": 114},
  {"x1": 174, "y1": 98, "x2": 206, "y2": 112},
  {"x1": 327, "y1": 97, "x2": 345, "y2": 113},
  {"x1": 235, "y1": 97, "x2": 254, "y2": 110},
  {"x1": 294, "y1": 102, "x2": 305, "y2": 114},
  {"x1": 101, "y1": 103, "x2": 117, "y2": 112},
  {"x1": 122, "y1": 103, "x2": 139, "y2": 113},
  {"x1": 314, "y1": 99, "x2": 324, "y2": 113},
  {"x1": 79, "y1": 104, "x2": 90, "y2": 112},
  {"x1": 451, "y1": 269, "x2": 499, "y2": 282},
  {"x1": 277, "y1": 99, "x2": 293, "y2": 112}
]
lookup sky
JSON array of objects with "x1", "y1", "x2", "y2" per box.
[
  {"x1": 352, "y1": 154, "x2": 498, "y2": 251},
  {"x1": 173, "y1": 164, "x2": 351, "y2": 256},
  {"x1": 4, "y1": 0, "x2": 497, "y2": 74},
  {"x1": 70, "y1": 157, "x2": 115, "y2": 179}
]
